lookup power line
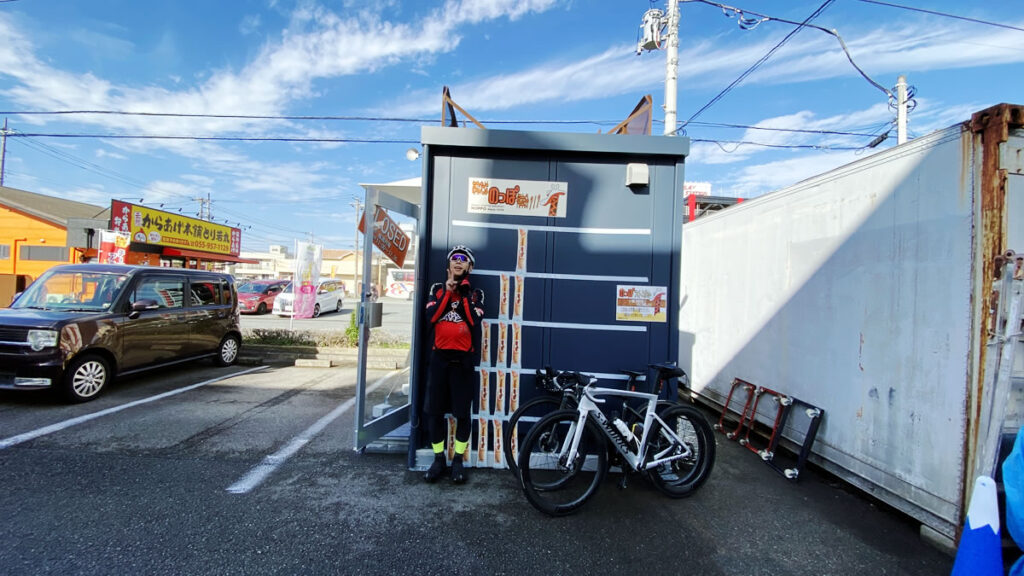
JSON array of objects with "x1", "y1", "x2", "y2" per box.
[
  {"x1": 691, "y1": 138, "x2": 862, "y2": 151},
  {"x1": 0, "y1": 109, "x2": 617, "y2": 127},
  {"x1": 8, "y1": 129, "x2": 878, "y2": 151},
  {"x1": 679, "y1": 0, "x2": 837, "y2": 130},
  {"x1": 687, "y1": 121, "x2": 878, "y2": 137},
  {"x1": 2, "y1": 110, "x2": 892, "y2": 138},
  {"x1": 855, "y1": 0, "x2": 1024, "y2": 33},
  {"x1": 9, "y1": 133, "x2": 421, "y2": 144},
  {"x1": 10, "y1": 133, "x2": 202, "y2": 202}
]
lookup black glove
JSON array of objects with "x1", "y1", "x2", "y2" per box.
[{"x1": 458, "y1": 278, "x2": 472, "y2": 296}]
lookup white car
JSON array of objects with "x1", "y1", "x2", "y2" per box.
[{"x1": 273, "y1": 280, "x2": 345, "y2": 318}]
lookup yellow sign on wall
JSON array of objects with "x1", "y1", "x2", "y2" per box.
[{"x1": 110, "y1": 200, "x2": 240, "y2": 255}]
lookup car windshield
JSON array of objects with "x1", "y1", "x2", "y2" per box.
[
  {"x1": 12, "y1": 270, "x2": 129, "y2": 312},
  {"x1": 237, "y1": 282, "x2": 273, "y2": 294},
  {"x1": 280, "y1": 282, "x2": 293, "y2": 293}
]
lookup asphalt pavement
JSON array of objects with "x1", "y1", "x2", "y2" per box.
[{"x1": 0, "y1": 363, "x2": 954, "y2": 575}]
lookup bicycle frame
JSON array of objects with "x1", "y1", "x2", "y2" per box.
[{"x1": 561, "y1": 382, "x2": 694, "y2": 473}]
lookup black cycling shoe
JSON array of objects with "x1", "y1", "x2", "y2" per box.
[
  {"x1": 423, "y1": 456, "x2": 447, "y2": 483},
  {"x1": 451, "y1": 454, "x2": 467, "y2": 484}
]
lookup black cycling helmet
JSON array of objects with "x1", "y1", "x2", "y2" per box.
[{"x1": 447, "y1": 245, "x2": 475, "y2": 266}]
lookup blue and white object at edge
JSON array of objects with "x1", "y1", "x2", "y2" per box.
[
  {"x1": 1002, "y1": 427, "x2": 1024, "y2": 576},
  {"x1": 950, "y1": 475, "x2": 1003, "y2": 576}
]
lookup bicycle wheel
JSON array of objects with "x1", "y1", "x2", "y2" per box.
[
  {"x1": 646, "y1": 404, "x2": 716, "y2": 498},
  {"x1": 519, "y1": 409, "x2": 607, "y2": 516},
  {"x1": 504, "y1": 395, "x2": 577, "y2": 479}
]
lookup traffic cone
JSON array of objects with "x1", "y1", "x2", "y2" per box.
[{"x1": 951, "y1": 475, "x2": 1003, "y2": 575}]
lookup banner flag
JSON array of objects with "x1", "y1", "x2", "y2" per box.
[
  {"x1": 97, "y1": 230, "x2": 130, "y2": 264},
  {"x1": 292, "y1": 242, "x2": 322, "y2": 319}
]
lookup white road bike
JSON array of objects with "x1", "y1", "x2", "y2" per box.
[{"x1": 518, "y1": 372, "x2": 715, "y2": 516}]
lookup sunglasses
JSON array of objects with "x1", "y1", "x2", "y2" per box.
[{"x1": 450, "y1": 254, "x2": 469, "y2": 263}]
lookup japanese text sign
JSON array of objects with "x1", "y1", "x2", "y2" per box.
[
  {"x1": 467, "y1": 177, "x2": 567, "y2": 218},
  {"x1": 110, "y1": 200, "x2": 241, "y2": 256}
]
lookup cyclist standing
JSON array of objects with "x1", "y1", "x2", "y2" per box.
[{"x1": 422, "y1": 245, "x2": 485, "y2": 484}]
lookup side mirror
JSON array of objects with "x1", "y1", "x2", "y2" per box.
[{"x1": 128, "y1": 299, "x2": 159, "y2": 319}]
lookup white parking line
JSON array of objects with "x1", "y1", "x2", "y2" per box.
[
  {"x1": 226, "y1": 368, "x2": 405, "y2": 494},
  {"x1": 0, "y1": 365, "x2": 269, "y2": 451}
]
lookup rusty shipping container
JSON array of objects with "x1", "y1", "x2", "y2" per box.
[{"x1": 679, "y1": 104, "x2": 1024, "y2": 543}]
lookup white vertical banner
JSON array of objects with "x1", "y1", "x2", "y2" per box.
[
  {"x1": 97, "y1": 230, "x2": 130, "y2": 264},
  {"x1": 293, "y1": 241, "x2": 322, "y2": 319}
]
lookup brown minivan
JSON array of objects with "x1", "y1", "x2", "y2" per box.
[{"x1": 0, "y1": 263, "x2": 241, "y2": 402}]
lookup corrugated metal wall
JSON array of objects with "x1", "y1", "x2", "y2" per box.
[{"x1": 680, "y1": 124, "x2": 976, "y2": 538}]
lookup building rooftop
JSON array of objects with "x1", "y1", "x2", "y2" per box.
[{"x1": 0, "y1": 185, "x2": 110, "y2": 227}]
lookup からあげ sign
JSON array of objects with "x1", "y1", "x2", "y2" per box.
[
  {"x1": 468, "y1": 177, "x2": 567, "y2": 218},
  {"x1": 109, "y1": 200, "x2": 241, "y2": 256},
  {"x1": 358, "y1": 206, "x2": 410, "y2": 268}
]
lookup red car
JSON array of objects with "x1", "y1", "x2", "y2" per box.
[{"x1": 237, "y1": 279, "x2": 288, "y2": 314}]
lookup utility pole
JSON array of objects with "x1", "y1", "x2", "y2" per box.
[
  {"x1": 1, "y1": 118, "x2": 8, "y2": 187},
  {"x1": 663, "y1": 1, "x2": 680, "y2": 136},
  {"x1": 193, "y1": 193, "x2": 213, "y2": 220},
  {"x1": 896, "y1": 75, "x2": 908, "y2": 145},
  {"x1": 637, "y1": 3, "x2": 681, "y2": 136}
]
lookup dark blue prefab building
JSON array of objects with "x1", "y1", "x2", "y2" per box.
[{"x1": 409, "y1": 127, "x2": 689, "y2": 469}]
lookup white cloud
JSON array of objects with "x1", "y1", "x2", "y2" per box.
[
  {"x1": 95, "y1": 149, "x2": 128, "y2": 160},
  {"x1": 240, "y1": 14, "x2": 262, "y2": 36},
  {"x1": 385, "y1": 17, "x2": 1024, "y2": 118},
  {"x1": 181, "y1": 174, "x2": 215, "y2": 186},
  {"x1": 687, "y1": 102, "x2": 893, "y2": 166},
  {"x1": 723, "y1": 21, "x2": 1024, "y2": 89},
  {"x1": 53, "y1": 186, "x2": 112, "y2": 208}
]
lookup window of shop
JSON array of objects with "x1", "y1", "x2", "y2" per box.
[
  {"x1": 0, "y1": 245, "x2": 9, "y2": 259},
  {"x1": 22, "y1": 245, "x2": 70, "y2": 261}
]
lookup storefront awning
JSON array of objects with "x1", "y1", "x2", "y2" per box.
[{"x1": 162, "y1": 247, "x2": 260, "y2": 264}]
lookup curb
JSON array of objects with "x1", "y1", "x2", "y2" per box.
[{"x1": 239, "y1": 344, "x2": 409, "y2": 369}]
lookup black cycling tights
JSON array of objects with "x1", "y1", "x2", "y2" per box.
[{"x1": 428, "y1": 413, "x2": 471, "y2": 447}]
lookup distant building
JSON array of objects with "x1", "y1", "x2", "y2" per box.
[
  {"x1": 0, "y1": 185, "x2": 109, "y2": 299},
  {"x1": 0, "y1": 186, "x2": 258, "y2": 293}
]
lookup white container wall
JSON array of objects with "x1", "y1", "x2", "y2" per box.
[{"x1": 679, "y1": 104, "x2": 1024, "y2": 540}]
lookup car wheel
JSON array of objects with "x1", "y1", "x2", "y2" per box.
[
  {"x1": 336, "y1": 299, "x2": 342, "y2": 313},
  {"x1": 257, "y1": 302, "x2": 267, "y2": 314},
  {"x1": 313, "y1": 304, "x2": 321, "y2": 318},
  {"x1": 63, "y1": 354, "x2": 110, "y2": 403},
  {"x1": 214, "y1": 335, "x2": 240, "y2": 367}
]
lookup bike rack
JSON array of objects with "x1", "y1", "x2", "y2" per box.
[
  {"x1": 756, "y1": 396, "x2": 824, "y2": 481},
  {"x1": 713, "y1": 378, "x2": 757, "y2": 440},
  {"x1": 715, "y1": 378, "x2": 825, "y2": 482},
  {"x1": 738, "y1": 386, "x2": 790, "y2": 459}
]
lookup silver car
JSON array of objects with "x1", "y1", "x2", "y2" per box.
[{"x1": 273, "y1": 280, "x2": 344, "y2": 318}]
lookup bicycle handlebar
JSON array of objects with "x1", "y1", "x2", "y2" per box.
[{"x1": 534, "y1": 366, "x2": 593, "y2": 393}]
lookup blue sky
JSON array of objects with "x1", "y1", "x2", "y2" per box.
[{"x1": 0, "y1": 0, "x2": 1020, "y2": 252}]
